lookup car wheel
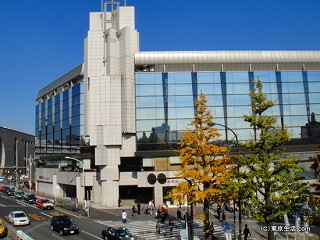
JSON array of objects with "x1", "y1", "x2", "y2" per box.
[
  {"x1": 51, "y1": 225, "x2": 54, "y2": 231},
  {"x1": 59, "y1": 230, "x2": 64, "y2": 236}
]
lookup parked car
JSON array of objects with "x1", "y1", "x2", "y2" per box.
[
  {"x1": 102, "y1": 227, "x2": 137, "y2": 240},
  {"x1": 14, "y1": 191, "x2": 25, "y2": 200},
  {"x1": 5, "y1": 188, "x2": 14, "y2": 196},
  {"x1": 0, "y1": 176, "x2": 5, "y2": 183},
  {"x1": 2, "y1": 186, "x2": 10, "y2": 194},
  {"x1": 8, "y1": 211, "x2": 30, "y2": 226},
  {"x1": 36, "y1": 198, "x2": 54, "y2": 210},
  {"x1": 0, "y1": 219, "x2": 7, "y2": 238},
  {"x1": 24, "y1": 194, "x2": 37, "y2": 204},
  {"x1": 50, "y1": 215, "x2": 79, "y2": 236}
]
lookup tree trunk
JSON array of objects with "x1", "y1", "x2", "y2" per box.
[
  {"x1": 266, "y1": 221, "x2": 275, "y2": 240},
  {"x1": 203, "y1": 198, "x2": 210, "y2": 238}
]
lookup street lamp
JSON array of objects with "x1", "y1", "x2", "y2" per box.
[
  {"x1": 65, "y1": 156, "x2": 89, "y2": 217},
  {"x1": 207, "y1": 122, "x2": 242, "y2": 240},
  {"x1": 25, "y1": 155, "x2": 34, "y2": 194}
]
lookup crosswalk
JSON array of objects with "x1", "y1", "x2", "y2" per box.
[{"x1": 95, "y1": 219, "x2": 234, "y2": 240}]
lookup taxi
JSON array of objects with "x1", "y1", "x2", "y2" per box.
[{"x1": 0, "y1": 220, "x2": 7, "y2": 237}]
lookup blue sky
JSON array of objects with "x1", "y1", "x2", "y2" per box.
[{"x1": 1, "y1": 0, "x2": 320, "y2": 135}]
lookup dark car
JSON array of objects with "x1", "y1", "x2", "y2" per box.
[
  {"x1": 24, "y1": 194, "x2": 37, "y2": 204},
  {"x1": 5, "y1": 188, "x2": 14, "y2": 196},
  {"x1": 102, "y1": 227, "x2": 136, "y2": 240},
  {"x1": 50, "y1": 215, "x2": 79, "y2": 236}
]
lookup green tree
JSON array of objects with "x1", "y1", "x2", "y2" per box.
[
  {"x1": 166, "y1": 93, "x2": 236, "y2": 237},
  {"x1": 238, "y1": 79, "x2": 307, "y2": 240}
]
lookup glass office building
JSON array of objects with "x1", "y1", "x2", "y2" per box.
[
  {"x1": 35, "y1": 69, "x2": 85, "y2": 157},
  {"x1": 34, "y1": 5, "x2": 320, "y2": 207},
  {"x1": 136, "y1": 70, "x2": 320, "y2": 151}
]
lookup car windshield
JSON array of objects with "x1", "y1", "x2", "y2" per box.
[
  {"x1": 15, "y1": 213, "x2": 26, "y2": 218},
  {"x1": 116, "y1": 228, "x2": 130, "y2": 236},
  {"x1": 28, "y1": 195, "x2": 36, "y2": 199},
  {"x1": 43, "y1": 199, "x2": 50, "y2": 203}
]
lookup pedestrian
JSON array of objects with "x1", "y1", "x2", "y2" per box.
[
  {"x1": 156, "y1": 221, "x2": 160, "y2": 234},
  {"x1": 156, "y1": 209, "x2": 161, "y2": 219},
  {"x1": 217, "y1": 205, "x2": 222, "y2": 220},
  {"x1": 137, "y1": 203, "x2": 141, "y2": 215},
  {"x1": 122, "y1": 210, "x2": 127, "y2": 223},
  {"x1": 177, "y1": 208, "x2": 182, "y2": 221},
  {"x1": 182, "y1": 209, "x2": 186, "y2": 221},
  {"x1": 168, "y1": 218, "x2": 173, "y2": 232},
  {"x1": 209, "y1": 222, "x2": 214, "y2": 239},
  {"x1": 118, "y1": 198, "x2": 121, "y2": 207},
  {"x1": 148, "y1": 200, "x2": 154, "y2": 215},
  {"x1": 243, "y1": 224, "x2": 251, "y2": 240},
  {"x1": 132, "y1": 205, "x2": 137, "y2": 218},
  {"x1": 221, "y1": 210, "x2": 226, "y2": 223}
]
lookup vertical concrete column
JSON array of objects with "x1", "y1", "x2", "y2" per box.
[
  {"x1": 76, "y1": 176, "x2": 85, "y2": 203},
  {"x1": 154, "y1": 183, "x2": 163, "y2": 209},
  {"x1": 92, "y1": 175, "x2": 102, "y2": 203},
  {"x1": 101, "y1": 180, "x2": 119, "y2": 207}
]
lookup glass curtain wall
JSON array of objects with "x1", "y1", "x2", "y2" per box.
[
  {"x1": 136, "y1": 71, "x2": 320, "y2": 151},
  {"x1": 35, "y1": 83, "x2": 84, "y2": 156}
]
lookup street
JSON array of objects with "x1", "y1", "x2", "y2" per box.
[{"x1": 0, "y1": 189, "x2": 319, "y2": 240}]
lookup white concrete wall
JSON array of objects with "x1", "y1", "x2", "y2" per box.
[{"x1": 84, "y1": 6, "x2": 138, "y2": 207}]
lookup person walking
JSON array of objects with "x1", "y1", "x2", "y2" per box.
[
  {"x1": 177, "y1": 208, "x2": 182, "y2": 221},
  {"x1": 156, "y1": 221, "x2": 161, "y2": 234},
  {"x1": 217, "y1": 205, "x2": 222, "y2": 220},
  {"x1": 221, "y1": 210, "x2": 226, "y2": 223},
  {"x1": 137, "y1": 203, "x2": 141, "y2": 215},
  {"x1": 168, "y1": 218, "x2": 173, "y2": 232},
  {"x1": 243, "y1": 224, "x2": 251, "y2": 240},
  {"x1": 132, "y1": 205, "x2": 137, "y2": 218},
  {"x1": 122, "y1": 210, "x2": 127, "y2": 223}
]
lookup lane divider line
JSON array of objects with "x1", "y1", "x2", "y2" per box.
[{"x1": 81, "y1": 230, "x2": 101, "y2": 239}]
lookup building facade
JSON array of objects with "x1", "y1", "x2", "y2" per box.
[
  {"x1": 0, "y1": 126, "x2": 35, "y2": 179},
  {"x1": 35, "y1": 3, "x2": 320, "y2": 207}
]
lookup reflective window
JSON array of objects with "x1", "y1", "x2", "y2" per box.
[
  {"x1": 282, "y1": 71, "x2": 303, "y2": 82},
  {"x1": 168, "y1": 72, "x2": 192, "y2": 84},
  {"x1": 227, "y1": 83, "x2": 250, "y2": 94},
  {"x1": 307, "y1": 71, "x2": 320, "y2": 81},
  {"x1": 168, "y1": 84, "x2": 193, "y2": 95},
  {"x1": 282, "y1": 82, "x2": 304, "y2": 93},
  {"x1": 198, "y1": 84, "x2": 222, "y2": 95},
  {"x1": 168, "y1": 107, "x2": 194, "y2": 119},
  {"x1": 168, "y1": 96, "x2": 194, "y2": 107},
  {"x1": 282, "y1": 94, "x2": 306, "y2": 104},
  {"x1": 308, "y1": 82, "x2": 320, "y2": 93},
  {"x1": 226, "y1": 72, "x2": 249, "y2": 83},
  {"x1": 136, "y1": 96, "x2": 164, "y2": 108},
  {"x1": 255, "y1": 72, "x2": 277, "y2": 82},
  {"x1": 136, "y1": 85, "x2": 163, "y2": 96},
  {"x1": 227, "y1": 95, "x2": 251, "y2": 106},
  {"x1": 206, "y1": 95, "x2": 223, "y2": 106}
]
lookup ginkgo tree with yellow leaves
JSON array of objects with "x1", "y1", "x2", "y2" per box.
[{"x1": 166, "y1": 93, "x2": 236, "y2": 237}]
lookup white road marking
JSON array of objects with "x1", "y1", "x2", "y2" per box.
[
  {"x1": 81, "y1": 230, "x2": 101, "y2": 239},
  {"x1": 40, "y1": 212, "x2": 53, "y2": 218}
]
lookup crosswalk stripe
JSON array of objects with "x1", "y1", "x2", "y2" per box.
[{"x1": 94, "y1": 219, "x2": 237, "y2": 239}]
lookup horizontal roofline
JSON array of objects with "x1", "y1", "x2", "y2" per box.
[
  {"x1": 135, "y1": 51, "x2": 320, "y2": 64},
  {"x1": 37, "y1": 64, "x2": 84, "y2": 100}
]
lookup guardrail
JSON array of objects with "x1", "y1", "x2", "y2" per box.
[{"x1": 16, "y1": 230, "x2": 34, "y2": 240}]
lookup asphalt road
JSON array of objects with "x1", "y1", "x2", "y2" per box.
[
  {"x1": 1, "y1": 189, "x2": 319, "y2": 240},
  {"x1": 0, "y1": 192, "x2": 107, "y2": 240}
]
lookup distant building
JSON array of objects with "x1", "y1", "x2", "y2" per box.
[
  {"x1": 35, "y1": 3, "x2": 320, "y2": 207},
  {"x1": 0, "y1": 126, "x2": 34, "y2": 177}
]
